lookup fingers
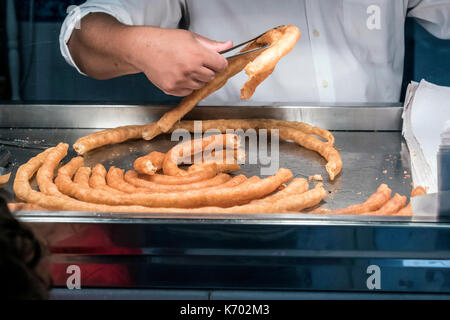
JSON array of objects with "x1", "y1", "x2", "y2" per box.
[
  {"x1": 161, "y1": 68, "x2": 214, "y2": 96},
  {"x1": 192, "y1": 67, "x2": 215, "y2": 83},
  {"x1": 202, "y1": 51, "x2": 228, "y2": 73},
  {"x1": 194, "y1": 35, "x2": 231, "y2": 72},
  {"x1": 186, "y1": 79, "x2": 207, "y2": 90},
  {"x1": 195, "y1": 34, "x2": 233, "y2": 53},
  {"x1": 160, "y1": 68, "x2": 215, "y2": 96},
  {"x1": 215, "y1": 40, "x2": 234, "y2": 53}
]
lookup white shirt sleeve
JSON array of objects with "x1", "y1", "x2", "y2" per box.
[
  {"x1": 59, "y1": 0, "x2": 185, "y2": 74},
  {"x1": 407, "y1": 0, "x2": 450, "y2": 39}
]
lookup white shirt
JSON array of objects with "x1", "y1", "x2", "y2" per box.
[{"x1": 60, "y1": 0, "x2": 450, "y2": 103}]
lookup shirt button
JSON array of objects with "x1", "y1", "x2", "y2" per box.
[
  {"x1": 322, "y1": 80, "x2": 328, "y2": 88},
  {"x1": 313, "y1": 29, "x2": 320, "y2": 37}
]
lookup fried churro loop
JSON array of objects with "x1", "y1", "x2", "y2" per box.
[
  {"x1": 241, "y1": 25, "x2": 301, "y2": 99},
  {"x1": 13, "y1": 147, "x2": 160, "y2": 213},
  {"x1": 169, "y1": 119, "x2": 341, "y2": 180},
  {"x1": 313, "y1": 184, "x2": 392, "y2": 215},
  {"x1": 36, "y1": 142, "x2": 69, "y2": 197},
  {"x1": 73, "y1": 116, "x2": 334, "y2": 157},
  {"x1": 55, "y1": 157, "x2": 293, "y2": 208},
  {"x1": 163, "y1": 133, "x2": 241, "y2": 176},
  {"x1": 395, "y1": 186, "x2": 427, "y2": 216},
  {"x1": 249, "y1": 178, "x2": 308, "y2": 205}
]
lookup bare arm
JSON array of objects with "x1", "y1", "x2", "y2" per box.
[
  {"x1": 68, "y1": 12, "x2": 233, "y2": 96},
  {"x1": 68, "y1": 13, "x2": 137, "y2": 80}
]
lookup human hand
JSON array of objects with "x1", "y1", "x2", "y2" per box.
[{"x1": 128, "y1": 27, "x2": 233, "y2": 96}]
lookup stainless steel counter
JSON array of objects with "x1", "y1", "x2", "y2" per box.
[{"x1": 1, "y1": 104, "x2": 449, "y2": 294}]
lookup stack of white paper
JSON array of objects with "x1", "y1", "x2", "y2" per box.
[{"x1": 402, "y1": 79, "x2": 450, "y2": 193}]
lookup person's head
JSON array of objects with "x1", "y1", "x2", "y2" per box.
[{"x1": 0, "y1": 197, "x2": 51, "y2": 299}]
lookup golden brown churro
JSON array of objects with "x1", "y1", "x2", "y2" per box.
[
  {"x1": 361, "y1": 193, "x2": 407, "y2": 216},
  {"x1": 73, "y1": 167, "x2": 92, "y2": 188},
  {"x1": 7, "y1": 203, "x2": 47, "y2": 211},
  {"x1": 119, "y1": 178, "x2": 322, "y2": 214},
  {"x1": 36, "y1": 142, "x2": 69, "y2": 197},
  {"x1": 73, "y1": 125, "x2": 145, "y2": 155},
  {"x1": 314, "y1": 184, "x2": 392, "y2": 215},
  {"x1": 89, "y1": 164, "x2": 125, "y2": 194},
  {"x1": 106, "y1": 167, "x2": 145, "y2": 194},
  {"x1": 134, "y1": 151, "x2": 166, "y2": 175},
  {"x1": 241, "y1": 25, "x2": 301, "y2": 99},
  {"x1": 13, "y1": 147, "x2": 158, "y2": 213},
  {"x1": 73, "y1": 117, "x2": 334, "y2": 156}
]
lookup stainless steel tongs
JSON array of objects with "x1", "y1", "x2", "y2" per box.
[{"x1": 219, "y1": 25, "x2": 284, "y2": 60}]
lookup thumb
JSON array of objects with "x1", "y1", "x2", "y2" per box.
[{"x1": 196, "y1": 36, "x2": 233, "y2": 53}]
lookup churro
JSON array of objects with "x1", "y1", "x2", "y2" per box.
[{"x1": 134, "y1": 151, "x2": 165, "y2": 175}]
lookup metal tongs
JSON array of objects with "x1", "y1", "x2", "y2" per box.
[{"x1": 219, "y1": 25, "x2": 284, "y2": 60}]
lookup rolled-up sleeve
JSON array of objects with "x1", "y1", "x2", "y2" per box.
[
  {"x1": 408, "y1": 0, "x2": 450, "y2": 39},
  {"x1": 59, "y1": 0, "x2": 185, "y2": 74}
]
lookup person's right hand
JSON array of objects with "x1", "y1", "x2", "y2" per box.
[{"x1": 128, "y1": 27, "x2": 233, "y2": 96}]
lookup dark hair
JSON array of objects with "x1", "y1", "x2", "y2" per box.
[{"x1": 0, "y1": 197, "x2": 51, "y2": 299}]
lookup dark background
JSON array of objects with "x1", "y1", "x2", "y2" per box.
[{"x1": 0, "y1": 0, "x2": 449, "y2": 103}]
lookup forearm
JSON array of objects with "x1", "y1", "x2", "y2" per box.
[{"x1": 67, "y1": 13, "x2": 140, "y2": 79}]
